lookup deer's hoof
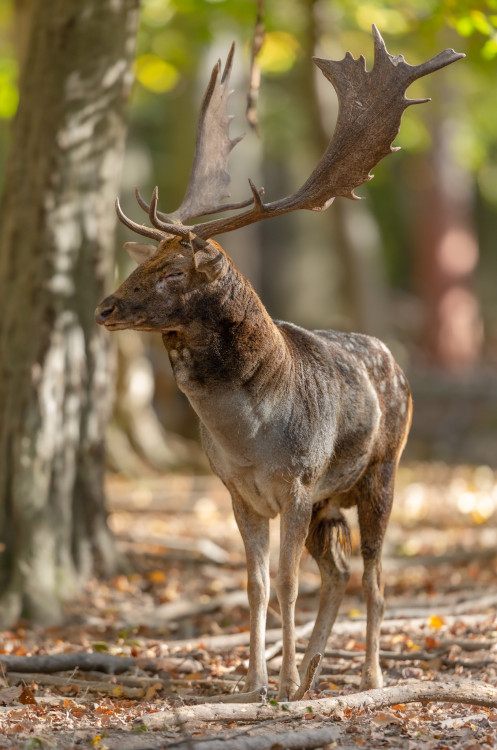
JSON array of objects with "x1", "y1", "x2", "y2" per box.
[{"x1": 360, "y1": 670, "x2": 383, "y2": 691}]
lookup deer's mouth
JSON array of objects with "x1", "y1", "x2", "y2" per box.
[{"x1": 103, "y1": 317, "x2": 148, "y2": 331}]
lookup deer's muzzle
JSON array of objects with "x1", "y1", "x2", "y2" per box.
[{"x1": 95, "y1": 296, "x2": 118, "y2": 326}]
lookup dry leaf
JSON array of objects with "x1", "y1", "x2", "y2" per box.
[
  {"x1": 144, "y1": 682, "x2": 162, "y2": 700},
  {"x1": 428, "y1": 615, "x2": 445, "y2": 629},
  {"x1": 420, "y1": 657, "x2": 443, "y2": 671},
  {"x1": 425, "y1": 636, "x2": 440, "y2": 650},
  {"x1": 18, "y1": 685, "x2": 37, "y2": 705},
  {"x1": 0, "y1": 686, "x2": 21, "y2": 705},
  {"x1": 372, "y1": 711, "x2": 404, "y2": 726}
]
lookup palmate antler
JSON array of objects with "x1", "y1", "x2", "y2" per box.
[{"x1": 117, "y1": 26, "x2": 463, "y2": 243}]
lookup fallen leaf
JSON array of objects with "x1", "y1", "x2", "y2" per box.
[
  {"x1": 420, "y1": 657, "x2": 443, "y2": 671},
  {"x1": 144, "y1": 683, "x2": 162, "y2": 700},
  {"x1": 428, "y1": 615, "x2": 445, "y2": 629},
  {"x1": 18, "y1": 685, "x2": 37, "y2": 705},
  {"x1": 425, "y1": 636, "x2": 440, "y2": 650},
  {"x1": 348, "y1": 609, "x2": 363, "y2": 618},
  {"x1": 0, "y1": 686, "x2": 21, "y2": 705},
  {"x1": 372, "y1": 711, "x2": 403, "y2": 726}
]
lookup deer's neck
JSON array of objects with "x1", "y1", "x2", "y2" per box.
[{"x1": 162, "y1": 264, "x2": 287, "y2": 398}]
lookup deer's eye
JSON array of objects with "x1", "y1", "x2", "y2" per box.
[{"x1": 156, "y1": 271, "x2": 185, "y2": 293}]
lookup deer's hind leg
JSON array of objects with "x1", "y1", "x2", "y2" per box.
[
  {"x1": 355, "y1": 458, "x2": 397, "y2": 690},
  {"x1": 299, "y1": 501, "x2": 351, "y2": 683}
]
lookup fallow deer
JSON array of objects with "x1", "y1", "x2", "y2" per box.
[{"x1": 95, "y1": 28, "x2": 462, "y2": 700}]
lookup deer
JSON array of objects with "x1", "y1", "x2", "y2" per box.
[{"x1": 95, "y1": 27, "x2": 462, "y2": 700}]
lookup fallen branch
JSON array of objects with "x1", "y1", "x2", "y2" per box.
[
  {"x1": 189, "y1": 687, "x2": 267, "y2": 704},
  {"x1": 151, "y1": 589, "x2": 248, "y2": 625},
  {"x1": 138, "y1": 680, "x2": 497, "y2": 728},
  {"x1": 119, "y1": 532, "x2": 233, "y2": 565},
  {"x1": 167, "y1": 724, "x2": 341, "y2": 750},
  {"x1": 0, "y1": 653, "x2": 202, "y2": 675},
  {"x1": 164, "y1": 613, "x2": 495, "y2": 653},
  {"x1": 5, "y1": 671, "x2": 173, "y2": 698}
]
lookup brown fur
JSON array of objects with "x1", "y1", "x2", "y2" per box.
[{"x1": 95, "y1": 236, "x2": 412, "y2": 699}]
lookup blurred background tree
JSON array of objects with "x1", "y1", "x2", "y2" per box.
[
  {"x1": 0, "y1": 0, "x2": 496, "y2": 624},
  {"x1": 0, "y1": 0, "x2": 140, "y2": 625}
]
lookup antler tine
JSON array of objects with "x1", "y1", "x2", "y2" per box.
[
  {"x1": 221, "y1": 39, "x2": 235, "y2": 85},
  {"x1": 115, "y1": 197, "x2": 165, "y2": 243},
  {"x1": 163, "y1": 42, "x2": 251, "y2": 225},
  {"x1": 148, "y1": 186, "x2": 192, "y2": 239},
  {"x1": 135, "y1": 185, "x2": 254, "y2": 222},
  {"x1": 190, "y1": 27, "x2": 463, "y2": 239},
  {"x1": 135, "y1": 187, "x2": 174, "y2": 222},
  {"x1": 371, "y1": 25, "x2": 464, "y2": 86}
]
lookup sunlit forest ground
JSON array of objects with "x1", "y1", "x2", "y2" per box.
[{"x1": 1, "y1": 462, "x2": 496, "y2": 748}]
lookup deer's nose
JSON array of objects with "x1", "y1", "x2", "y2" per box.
[{"x1": 95, "y1": 298, "x2": 117, "y2": 325}]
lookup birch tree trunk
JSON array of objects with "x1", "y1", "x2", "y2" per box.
[{"x1": 0, "y1": 0, "x2": 139, "y2": 625}]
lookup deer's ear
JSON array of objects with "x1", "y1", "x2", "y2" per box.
[
  {"x1": 124, "y1": 242, "x2": 157, "y2": 265},
  {"x1": 191, "y1": 237, "x2": 225, "y2": 281}
]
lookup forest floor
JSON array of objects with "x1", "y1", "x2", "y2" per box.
[{"x1": 1, "y1": 462, "x2": 497, "y2": 749}]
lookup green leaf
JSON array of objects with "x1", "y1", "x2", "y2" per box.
[{"x1": 92, "y1": 642, "x2": 109, "y2": 652}]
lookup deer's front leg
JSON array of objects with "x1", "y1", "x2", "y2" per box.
[
  {"x1": 231, "y1": 493, "x2": 270, "y2": 693},
  {"x1": 277, "y1": 498, "x2": 313, "y2": 700}
]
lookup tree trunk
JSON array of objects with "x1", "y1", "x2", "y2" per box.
[{"x1": 0, "y1": 0, "x2": 139, "y2": 625}]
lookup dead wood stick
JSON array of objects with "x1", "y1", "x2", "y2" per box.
[
  {"x1": 439, "y1": 638, "x2": 496, "y2": 652},
  {"x1": 166, "y1": 713, "x2": 311, "y2": 750},
  {"x1": 6, "y1": 672, "x2": 172, "y2": 696},
  {"x1": 166, "y1": 724, "x2": 341, "y2": 750},
  {"x1": 188, "y1": 687, "x2": 267, "y2": 704},
  {"x1": 311, "y1": 648, "x2": 451, "y2": 661},
  {"x1": 151, "y1": 589, "x2": 248, "y2": 624},
  {"x1": 138, "y1": 680, "x2": 497, "y2": 728},
  {"x1": 164, "y1": 613, "x2": 494, "y2": 654},
  {"x1": 292, "y1": 653, "x2": 322, "y2": 701},
  {"x1": 0, "y1": 653, "x2": 202, "y2": 675},
  {"x1": 319, "y1": 651, "x2": 497, "y2": 670},
  {"x1": 383, "y1": 593, "x2": 497, "y2": 619},
  {"x1": 119, "y1": 532, "x2": 232, "y2": 565}
]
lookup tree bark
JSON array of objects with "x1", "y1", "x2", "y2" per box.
[{"x1": 0, "y1": 0, "x2": 139, "y2": 625}]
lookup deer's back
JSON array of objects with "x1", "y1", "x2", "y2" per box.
[{"x1": 201, "y1": 320, "x2": 411, "y2": 517}]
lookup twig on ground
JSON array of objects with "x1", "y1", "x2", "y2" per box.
[
  {"x1": 138, "y1": 680, "x2": 497, "y2": 728},
  {"x1": 292, "y1": 653, "x2": 322, "y2": 701}
]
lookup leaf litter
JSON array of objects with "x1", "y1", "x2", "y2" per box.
[{"x1": 0, "y1": 462, "x2": 496, "y2": 748}]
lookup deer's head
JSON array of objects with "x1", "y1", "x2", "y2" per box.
[
  {"x1": 95, "y1": 232, "x2": 227, "y2": 332},
  {"x1": 96, "y1": 31, "x2": 462, "y2": 333}
]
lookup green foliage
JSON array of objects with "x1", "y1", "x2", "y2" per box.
[
  {"x1": 0, "y1": 0, "x2": 17, "y2": 120},
  {"x1": 125, "y1": 1, "x2": 497, "y2": 189}
]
